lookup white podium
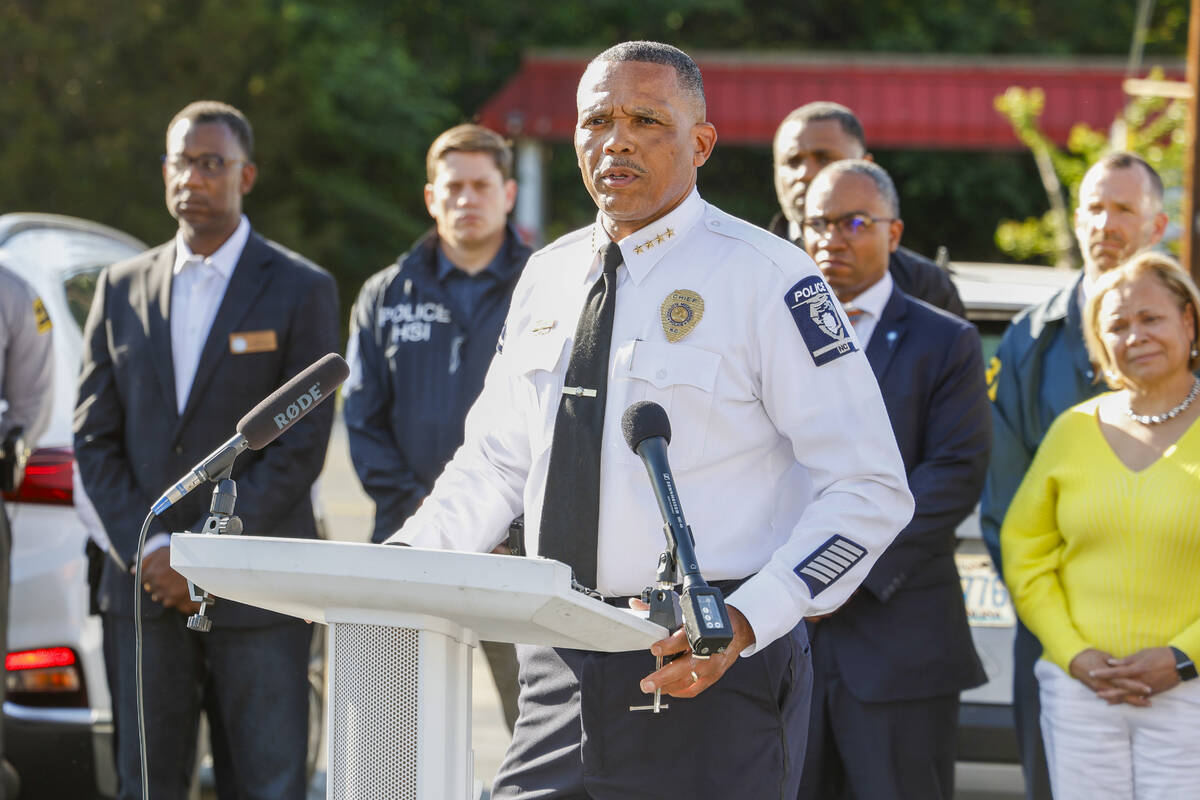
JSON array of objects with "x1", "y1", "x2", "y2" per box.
[{"x1": 170, "y1": 534, "x2": 666, "y2": 800}]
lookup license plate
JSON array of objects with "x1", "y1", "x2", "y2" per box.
[{"x1": 956, "y1": 554, "x2": 1016, "y2": 628}]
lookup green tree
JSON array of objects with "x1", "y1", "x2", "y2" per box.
[
  {"x1": 993, "y1": 71, "x2": 1186, "y2": 266},
  {"x1": 0, "y1": 0, "x2": 455, "y2": 322},
  {"x1": 669, "y1": 0, "x2": 1188, "y2": 56},
  {"x1": 2, "y1": 0, "x2": 1193, "y2": 332}
]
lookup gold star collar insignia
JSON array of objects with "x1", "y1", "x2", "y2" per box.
[{"x1": 634, "y1": 227, "x2": 674, "y2": 257}]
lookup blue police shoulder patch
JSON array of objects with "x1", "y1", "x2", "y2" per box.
[
  {"x1": 784, "y1": 276, "x2": 857, "y2": 366},
  {"x1": 794, "y1": 534, "x2": 866, "y2": 596}
]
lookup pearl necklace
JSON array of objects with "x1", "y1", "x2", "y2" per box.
[{"x1": 1125, "y1": 377, "x2": 1200, "y2": 425}]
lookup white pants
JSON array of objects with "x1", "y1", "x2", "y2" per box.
[{"x1": 1036, "y1": 658, "x2": 1200, "y2": 799}]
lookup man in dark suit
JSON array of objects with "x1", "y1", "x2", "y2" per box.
[
  {"x1": 796, "y1": 159, "x2": 989, "y2": 799},
  {"x1": 75, "y1": 101, "x2": 338, "y2": 800},
  {"x1": 771, "y1": 101, "x2": 965, "y2": 317}
]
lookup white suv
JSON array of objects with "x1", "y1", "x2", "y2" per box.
[
  {"x1": 0, "y1": 213, "x2": 145, "y2": 798},
  {"x1": 1, "y1": 213, "x2": 326, "y2": 799}
]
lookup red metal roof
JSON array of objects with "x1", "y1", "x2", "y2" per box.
[{"x1": 478, "y1": 51, "x2": 1186, "y2": 150}]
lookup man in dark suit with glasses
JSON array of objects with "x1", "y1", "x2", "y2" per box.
[
  {"x1": 797, "y1": 159, "x2": 989, "y2": 800},
  {"x1": 76, "y1": 100, "x2": 338, "y2": 800}
]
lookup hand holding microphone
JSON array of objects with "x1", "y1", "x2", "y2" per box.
[
  {"x1": 623, "y1": 401, "x2": 762, "y2": 704},
  {"x1": 621, "y1": 401, "x2": 733, "y2": 657}
]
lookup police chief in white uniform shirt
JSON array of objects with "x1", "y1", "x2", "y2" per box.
[{"x1": 389, "y1": 42, "x2": 912, "y2": 799}]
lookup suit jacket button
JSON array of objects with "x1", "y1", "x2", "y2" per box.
[{"x1": 174, "y1": 445, "x2": 183, "y2": 455}]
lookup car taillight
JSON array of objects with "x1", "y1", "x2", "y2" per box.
[
  {"x1": 1, "y1": 447, "x2": 73, "y2": 505},
  {"x1": 5, "y1": 646, "x2": 88, "y2": 707},
  {"x1": 6, "y1": 648, "x2": 76, "y2": 671}
]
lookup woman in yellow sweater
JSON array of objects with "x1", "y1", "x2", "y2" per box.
[{"x1": 1002, "y1": 251, "x2": 1200, "y2": 799}]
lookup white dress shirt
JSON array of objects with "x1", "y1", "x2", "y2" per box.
[
  {"x1": 148, "y1": 217, "x2": 249, "y2": 555},
  {"x1": 170, "y1": 216, "x2": 249, "y2": 413},
  {"x1": 842, "y1": 270, "x2": 894, "y2": 347},
  {"x1": 393, "y1": 190, "x2": 913, "y2": 653}
]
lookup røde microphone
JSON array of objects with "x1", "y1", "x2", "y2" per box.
[
  {"x1": 151, "y1": 353, "x2": 349, "y2": 515},
  {"x1": 622, "y1": 401, "x2": 733, "y2": 656}
]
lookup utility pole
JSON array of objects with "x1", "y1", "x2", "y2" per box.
[
  {"x1": 1123, "y1": 0, "x2": 1200, "y2": 283},
  {"x1": 1183, "y1": 0, "x2": 1200, "y2": 281}
]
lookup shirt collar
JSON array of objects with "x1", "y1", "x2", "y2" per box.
[
  {"x1": 590, "y1": 188, "x2": 705, "y2": 285},
  {"x1": 1080, "y1": 270, "x2": 1096, "y2": 305},
  {"x1": 787, "y1": 217, "x2": 804, "y2": 244},
  {"x1": 435, "y1": 238, "x2": 507, "y2": 282},
  {"x1": 173, "y1": 215, "x2": 251, "y2": 278},
  {"x1": 845, "y1": 270, "x2": 893, "y2": 320}
]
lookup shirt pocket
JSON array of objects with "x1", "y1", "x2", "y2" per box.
[
  {"x1": 505, "y1": 331, "x2": 571, "y2": 456},
  {"x1": 612, "y1": 339, "x2": 721, "y2": 469}
]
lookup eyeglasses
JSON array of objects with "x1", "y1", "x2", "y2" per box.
[
  {"x1": 162, "y1": 153, "x2": 245, "y2": 178},
  {"x1": 803, "y1": 213, "x2": 895, "y2": 239}
]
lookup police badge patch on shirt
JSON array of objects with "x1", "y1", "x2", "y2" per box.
[
  {"x1": 784, "y1": 276, "x2": 857, "y2": 366},
  {"x1": 985, "y1": 355, "x2": 1001, "y2": 403},
  {"x1": 32, "y1": 297, "x2": 52, "y2": 334},
  {"x1": 660, "y1": 290, "x2": 703, "y2": 343}
]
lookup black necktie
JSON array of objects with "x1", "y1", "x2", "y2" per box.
[{"x1": 538, "y1": 241, "x2": 622, "y2": 589}]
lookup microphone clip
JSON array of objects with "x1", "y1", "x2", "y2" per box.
[
  {"x1": 643, "y1": 546, "x2": 683, "y2": 631},
  {"x1": 642, "y1": 523, "x2": 735, "y2": 659},
  {"x1": 629, "y1": 544, "x2": 684, "y2": 716},
  {"x1": 186, "y1": 470, "x2": 243, "y2": 634}
]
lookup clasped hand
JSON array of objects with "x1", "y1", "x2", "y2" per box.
[
  {"x1": 138, "y1": 548, "x2": 202, "y2": 615},
  {"x1": 1069, "y1": 647, "x2": 1179, "y2": 706},
  {"x1": 632, "y1": 600, "x2": 756, "y2": 698}
]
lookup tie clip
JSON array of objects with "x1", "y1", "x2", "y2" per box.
[{"x1": 562, "y1": 386, "x2": 598, "y2": 398}]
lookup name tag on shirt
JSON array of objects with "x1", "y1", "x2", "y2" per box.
[{"x1": 229, "y1": 330, "x2": 278, "y2": 354}]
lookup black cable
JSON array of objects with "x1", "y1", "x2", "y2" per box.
[{"x1": 131, "y1": 511, "x2": 154, "y2": 800}]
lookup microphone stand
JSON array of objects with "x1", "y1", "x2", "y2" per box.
[
  {"x1": 628, "y1": 547, "x2": 684, "y2": 715},
  {"x1": 629, "y1": 513, "x2": 734, "y2": 716},
  {"x1": 184, "y1": 464, "x2": 243, "y2": 633},
  {"x1": 135, "y1": 464, "x2": 243, "y2": 800}
]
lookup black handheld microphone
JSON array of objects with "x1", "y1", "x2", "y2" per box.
[
  {"x1": 622, "y1": 401, "x2": 733, "y2": 656},
  {"x1": 151, "y1": 353, "x2": 349, "y2": 515}
]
